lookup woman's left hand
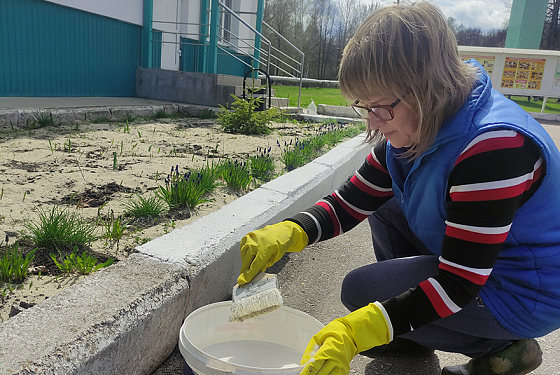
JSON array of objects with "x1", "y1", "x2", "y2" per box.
[{"x1": 299, "y1": 302, "x2": 392, "y2": 375}]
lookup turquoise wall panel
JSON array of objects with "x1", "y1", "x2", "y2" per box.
[
  {"x1": 152, "y1": 31, "x2": 162, "y2": 69},
  {"x1": 0, "y1": 0, "x2": 142, "y2": 97},
  {"x1": 179, "y1": 37, "x2": 252, "y2": 77},
  {"x1": 217, "y1": 51, "x2": 252, "y2": 77},
  {"x1": 180, "y1": 37, "x2": 199, "y2": 73}
]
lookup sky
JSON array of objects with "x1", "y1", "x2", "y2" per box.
[{"x1": 362, "y1": 0, "x2": 513, "y2": 31}]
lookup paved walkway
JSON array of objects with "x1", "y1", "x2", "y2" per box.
[{"x1": 0, "y1": 97, "x2": 182, "y2": 110}]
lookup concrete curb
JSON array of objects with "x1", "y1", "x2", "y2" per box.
[
  {"x1": 530, "y1": 112, "x2": 560, "y2": 122},
  {"x1": 0, "y1": 133, "x2": 371, "y2": 374},
  {"x1": 0, "y1": 104, "x2": 220, "y2": 129}
]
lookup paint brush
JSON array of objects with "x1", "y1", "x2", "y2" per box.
[{"x1": 229, "y1": 272, "x2": 283, "y2": 322}]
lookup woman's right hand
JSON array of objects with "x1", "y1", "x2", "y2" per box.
[{"x1": 237, "y1": 221, "x2": 308, "y2": 285}]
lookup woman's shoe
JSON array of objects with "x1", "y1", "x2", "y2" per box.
[{"x1": 441, "y1": 339, "x2": 542, "y2": 375}]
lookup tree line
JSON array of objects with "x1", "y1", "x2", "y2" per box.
[{"x1": 262, "y1": 0, "x2": 559, "y2": 81}]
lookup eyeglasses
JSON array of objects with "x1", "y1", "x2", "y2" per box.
[{"x1": 351, "y1": 98, "x2": 401, "y2": 121}]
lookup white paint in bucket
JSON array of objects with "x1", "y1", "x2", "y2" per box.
[
  {"x1": 179, "y1": 301, "x2": 324, "y2": 375},
  {"x1": 203, "y1": 340, "x2": 302, "y2": 368}
]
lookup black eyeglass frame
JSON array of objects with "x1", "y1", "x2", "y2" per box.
[{"x1": 351, "y1": 98, "x2": 401, "y2": 121}]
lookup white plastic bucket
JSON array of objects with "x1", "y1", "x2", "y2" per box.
[{"x1": 179, "y1": 301, "x2": 324, "y2": 375}]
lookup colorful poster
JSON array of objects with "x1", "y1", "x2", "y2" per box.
[
  {"x1": 554, "y1": 59, "x2": 560, "y2": 91},
  {"x1": 501, "y1": 57, "x2": 546, "y2": 90},
  {"x1": 461, "y1": 55, "x2": 495, "y2": 77}
]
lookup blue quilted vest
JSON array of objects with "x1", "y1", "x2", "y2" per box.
[{"x1": 387, "y1": 60, "x2": 560, "y2": 338}]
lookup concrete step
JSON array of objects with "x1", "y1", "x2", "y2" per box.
[
  {"x1": 271, "y1": 97, "x2": 289, "y2": 107},
  {"x1": 217, "y1": 74, "x2": 267, "y2": 89},
  {"x1": 233, "y1": 86, "x2": 276, "y2": 97},
  {"x1": 217, "y1": 74, "x2": 244, "y2": 86}
]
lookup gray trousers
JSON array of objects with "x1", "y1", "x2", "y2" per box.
[{"x1": 340, "y1": 198, "x2": 521, "y2": 358}]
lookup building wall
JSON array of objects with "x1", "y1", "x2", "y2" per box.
[
  {"x1": 153, "y1": 0, "x2": 182, "y2": 71},
  {"x1": 0, "y1": 0, "x2": 142, "y2": 97},
  {"x1": 44, "y1": 0, "x2": 144, "y2": 25},
  {"x1": 0, "y1": 0, "x2": 263, "y2": 97}
]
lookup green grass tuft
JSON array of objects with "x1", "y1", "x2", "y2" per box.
[
  {"x1": 122, "y1": 193, "x2": 167, "y2": 219},
  {"x1": 33, "y1": 111, "x2": 56, "y2": 128},
  {"x1": 25, "y1": 205, "x2": 97, "y2": 252}
]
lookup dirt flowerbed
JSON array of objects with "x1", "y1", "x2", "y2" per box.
[{"x1": 0, "y1": 113, "x2": 360, "y2": 323}]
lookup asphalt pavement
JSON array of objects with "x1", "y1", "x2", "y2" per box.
[{"x1": 152, "y1": 119, "x2": 560, "y2": 375}]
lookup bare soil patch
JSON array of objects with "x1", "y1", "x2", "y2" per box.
[{"x1": 0, "y1": 115, "x2": 333, "y2": 322}]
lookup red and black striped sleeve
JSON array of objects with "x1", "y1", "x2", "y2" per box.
[
  {"x1": 382, "y1": 130, "x2": 545, "y2": 335},
  {"x1": 287, "y1": 141, "x2": 394, "y2": 243}
]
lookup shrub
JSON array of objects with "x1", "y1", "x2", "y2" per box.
[{"x1": 217, "y1": 94, "x2": 281, "y2": 135}]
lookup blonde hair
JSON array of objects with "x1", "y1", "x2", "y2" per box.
[{"x1": 339, "y1": 1, "x2": 478, "y2": 157}]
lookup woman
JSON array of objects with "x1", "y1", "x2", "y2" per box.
[{"x1": 237, "y1": 2, "x2": 560, "y2": 375}]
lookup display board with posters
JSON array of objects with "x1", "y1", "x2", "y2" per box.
[
  {"x1": 461, "y1": 55, "x2": 495, "y2": 78},
  {"x1": 457, "y1": 46, "x2": 560, "y2": 99},
  {"x1": 554, "y1": 59, "x2": 560, "y2": 92},
  {"x1": 501, "y1": 57, "x2": 546, "y2": 90}
]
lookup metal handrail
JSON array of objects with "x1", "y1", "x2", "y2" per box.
[
  {"x1": 262, "y1": 21, "x2": 304, "y2": 108},
  {"x1": 151, "y1": 2, "x2": 306, "y2": 108},
  {"x1": 216, "y1": 25, "x2": 270, "y2": 72},
  {"x1": 218, "y1": 1, "x2": 270, "y2": 46}
]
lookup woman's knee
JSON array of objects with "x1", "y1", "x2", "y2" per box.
[
  {"x1": 340, "y1": 266, "x2": 384, "y2": 311},
  {"x1": 341, "y1": 269, "x2": 367, "y2": 311}
]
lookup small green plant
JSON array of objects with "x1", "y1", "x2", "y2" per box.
[
  {"x1": 250, "y1": 146, "x2": 275, "y2": 182},
  {"x1": 33, "y1": 111, "x2": 55, "y2": 128},
  {"x1": 91, "y1": 116, "x2": 111, "y2": 124},
  {"x1": 277, "y1": 122, "x2": 364, "y2": 171},
  {"x1": 155, "y1": 165, "x2": 218, "y2": 209},
  {"x1": 122, "y1": 193, "x2": 166, "y2": 219},
  {"x1": 153, "y1": 108, "x2": 170, "y2": 119},
  {"x1": 278, "y1": 138, "x2": 316, "y2": 171},
  {"x1": 217, "y1": 94, "x2": 281, "y2": 135},
  {"x1": 25, "y1": 205, "x2": 97, "y2": 251},
  {"x1": 0, "y1": 243, "x2": 37, "y2": 283},
  {"x1": 101, "y1": 209, "x2": 128, "y2": 242},
  {"x1": 121, "y1": 113, "x2": 135, "y2": 125},
  {"x1": 219, "y1": 159, "x2": 253, "y2": 191},
  {"x1": 65, "y1": 137, "x2": 72, "y2": 153},
  {"x1": 113, "y1": 152, "x2": 118, "y2": 170},
  {"x1": 163, "y1": 219, "x2": 176, "y2": 234},
  {"x1": 50, "y1": 247, "x2": 113, "y2": 275},
  {"x1": 198, "y1": 109, "x2": 215, "y2": 119}
]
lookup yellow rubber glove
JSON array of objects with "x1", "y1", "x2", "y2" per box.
[
  {"x1": 300, "y1": 302, "x2": 393, "y2": 375},
  {"x1": 237, "y1": 221, "x2": 308, "y2": 285}
]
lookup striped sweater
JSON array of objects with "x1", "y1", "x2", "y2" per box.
[{"x1": 288, "y1": 129, "x2": 544, "y2": 335}]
